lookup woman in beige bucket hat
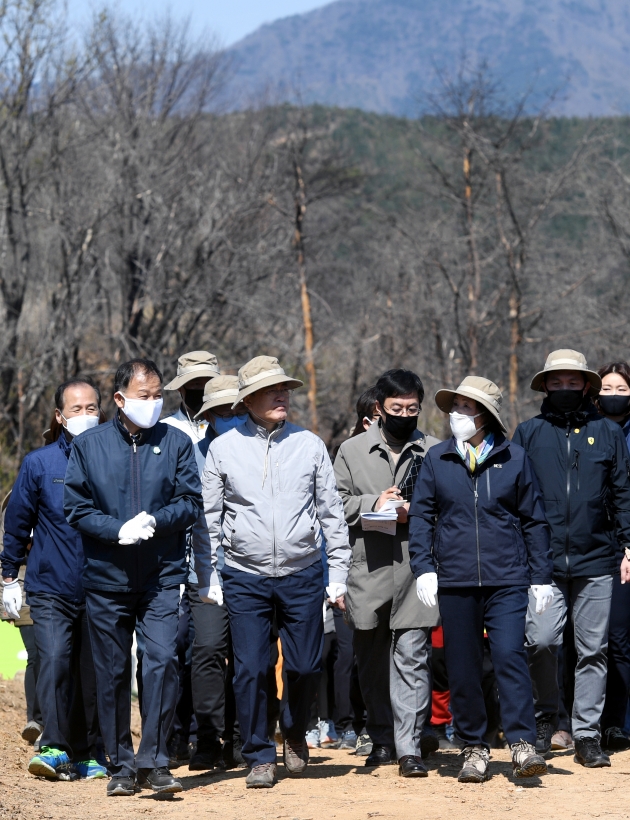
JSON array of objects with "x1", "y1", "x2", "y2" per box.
[{"x1": 408, "y1": 375, "x2": 554, "y2": 783}]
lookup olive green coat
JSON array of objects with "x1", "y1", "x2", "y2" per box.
[{"x1": 333, "y1": 421, "x2": 441, "y2": 630}]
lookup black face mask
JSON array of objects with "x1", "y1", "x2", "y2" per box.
[
  {"x1": 382, "y1": 410, "x2": 418, "y2": 441},
  {"x1": 547, "y1": 389, "x2": 584, "y2": 415},
  {"x1": 599, "y1": 394, "x2": 630, "y2": 418},
  {"x1": 183, "y1": 388, "x2": 205, "y2": 415}
]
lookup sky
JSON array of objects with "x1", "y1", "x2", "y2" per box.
[{"x1": 67, "y1": 0, "x2": 330, "y2": 46}]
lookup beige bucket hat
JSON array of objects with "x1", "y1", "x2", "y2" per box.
[
  {"x1": 435, "y1": 376, "x2": 507, "y2": 434},
  {"x1": 164, "y1": 351, "x2": 220, "y2": 391},
  {"x1": 233, "y1": 356, "x2": 303, "y2": 407},
  {"x1": 530, "y1": 349, "x2": 601, "y2": 395},
  {"x1": 194, "y1": 375, "x2": 240, "y2": 418}
]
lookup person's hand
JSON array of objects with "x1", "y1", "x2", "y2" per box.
[
  {"x1": 326, "y1": 583, "x2": 347, "y2": 608},
  {"x1": 336, "y1": 594, "x2": 347, "y2": 613},
  {"x1": 2, "y1": 579, "x2": 22, "y2": 620},
  {"x1": 118, "y1": 511, "x2": 156, "y2": 545},
  {"x1": 199, "y1": 585, "x2": 224, "y2": 606},
  {"x1": 530, "y1": 584, "x2": 554, "y2": 614},
  {"x1": 416, "y1": 572, "x2": 438, "y2": 607},
  {"x1": 396, "y1": 503, "x2": 410, "y2": 524},
  {"x1": 621, "y1": 555, "x2": 630, "y2": 585},
  {"x1": 375, "y1": 486, "x2": 402, "y2": 511}
]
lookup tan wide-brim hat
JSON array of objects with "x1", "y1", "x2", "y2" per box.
[
  {"x1": 530, "y1": 348, "x2": 601, "y2": 395},
  {"x1": 164, "y1": 351, "x2": 221, "y2": 390},
  {"x1": 233, "y1": 356, "x2": 303, "y2": 408},
  {"x1": 435, "y1": 376, "x2": 507, "y2": 434},
  {"x1": 194, "y1": 375, "x2": 240, "y2": 418}
]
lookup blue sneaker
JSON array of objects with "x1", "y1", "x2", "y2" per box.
[
  {"x1": 338, "y1": 729, "x2": 358, "y2": 750},
  {"x1": 305, "y1": 728, "x2": 321, "y2": 749},
  {"x1": 74, "y1": 759, "x2": 108, "y2": 779},
  {"x1": 28, "y1": 747, "x2": 72, "y2": 780}
]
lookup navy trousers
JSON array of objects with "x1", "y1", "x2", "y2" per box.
[
  {"x1": 222, "y1": 562, "x2": 324, "y2": 768},
  {"x1": 602, "y1": 572, "x2": 630, "y2": 730},
  {"x1": 85, "y1": 586, "x2": 179, "y2": 776},
  {"x1": 29, "y1": 594, "x2": 99, "y2": 760},
  {"x1": 439, "y1": 586, "x2": 536, "y2": 748}
]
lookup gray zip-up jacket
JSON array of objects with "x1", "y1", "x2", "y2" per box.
[{"x1": 199, "y1": 416, "x2": 350, "y2": 587}]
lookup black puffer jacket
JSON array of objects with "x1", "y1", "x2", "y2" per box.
[{"x1": 512, "y1": 399, "x2": 630, "y2": 578}]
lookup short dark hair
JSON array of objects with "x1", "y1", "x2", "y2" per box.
[
  {"x1": 55, "y1": 377, "x2": 101, "y2": 411},
  {"x1": 114, "y1": 359, "x2": 163, "y2": 394},
  {"x1": 351, "y1": 386, "x2": 379, "y2": 438},
  {"x1": 373, "y1": 369, "x2": 424, "y2": 407},
  {"x1": 597, "y1": 361, "x2": 630, "y2": 389}
]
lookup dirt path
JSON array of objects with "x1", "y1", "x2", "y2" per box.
[{"x1": 1, "y1": 675, "x2": 629, "y2": 820}]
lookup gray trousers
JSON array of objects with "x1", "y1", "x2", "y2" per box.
[
  {"x1": 525, "y1": 575, "x2": 613, "y2": 740},
  {"x1": 354, "y1": 616, "x2": 430, "y2": 758}
]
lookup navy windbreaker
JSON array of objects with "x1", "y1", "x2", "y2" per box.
[{"x1": 408, "y1": 435, "x2": 552, "y2": 587}]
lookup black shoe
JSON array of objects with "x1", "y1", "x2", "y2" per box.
[
  {"x1": 420, "y1": 727, "x2": 439, "y2": 759},
  {"x1": 574, "y1": 737, "x2": 611, "y2": 768},
  {"x1": 222, "y1": 738, "x2": 247, "y2": 770},
  {"x1": 189, "y1": 740, "x2": 223, "y2": 771},
  {"x1": 602, "y1": 726, "x2": 630, "y2": 752},
  {"x1": 365, "y1": 744, "x2": 395, "y2": 767},
  {"x1": 107, "y1": 775, "x2": 138, "y2": 796},
  {"x1": 137, "y1": 767, "x2": 183, "y2": 794},
  {"x1": 168, "y1": 736, "x2": 191, "y2": 769},
  {"x1": 398, "y1": 755, "x2": 428, "y2": 777},
  {"x1": 535, "y1": 717, "x2": 555, "y2": 754}
]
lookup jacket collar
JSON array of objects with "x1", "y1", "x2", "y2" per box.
[
  {"x1": 366, "y1": 417, "x2": 427, "y2": 455},
  {"x1": 540, "y1": 397, "x2": 600, "y2": 427},
  {"x1": 245, "y1": 414, "x2": 286, "y2": 442},
  {"x1": 114, "y1": 411, "x2": 151, "y2": 446},
  {"x1": 440, "y1": 433, "x2": 510, "y2": 462},
  {"x1": 57, "y1": 431, "x2": 74, "y2": 458}
]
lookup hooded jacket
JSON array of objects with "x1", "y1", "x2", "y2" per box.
[
  {"x1": 408, "y1": 434, "x2": 552, "y2": 587},
  {"x1": 200, "y1": 416, "x2": 350, "y2": 588},
  {"x1": 512, "y1": 399, "x2": 630, "y2": 578},
  {"x1": 1, "y1": 434, "x2": 85, "y2": 602},
  {"x1": 64, "y1": 415, "x2": 203, "y2": 593}
]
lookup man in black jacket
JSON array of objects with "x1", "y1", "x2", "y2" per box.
[
  {"x1": 513, "y1": 349, "x2": 630, "y2": 769},
  {"x1": 64, "y1": 359, "x2": 203, "y2": 797}
]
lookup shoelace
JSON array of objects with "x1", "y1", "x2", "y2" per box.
[
  {"x1": 253, "y1": 762, "x2": 275, "y2": 772},
  {"x1": 579, "y1": 737, "x2": 601, "y2": 752},
  {"x1": 606, "y1": 727, "x2": 626, "y2": 740},
  {"x1": 511, "y1": 739, "x2": 533, "y2": 758},
  {"x1": 462, "y1": 747, "x2": 488, "y2": 764},
  {"x1": 536, "y1": 720, "x2": 552, "y2": 739}
]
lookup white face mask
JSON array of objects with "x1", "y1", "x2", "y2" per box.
[
  {"x1": 119, "y1": 394, "x2": 164, "y2": 429},
  {"x1": 450, "y1": 411, "x2": 484, "y2": 442},
  {"x1": 62, "y1": 413, "x2": 100, "y2": 437}
]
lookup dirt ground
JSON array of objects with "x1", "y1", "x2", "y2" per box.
[{"x1": 2, "y1": 675, "x2": 630, "y2": 820}]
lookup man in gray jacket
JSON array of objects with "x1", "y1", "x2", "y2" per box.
[
  {"x1": 334, "y1": 369, "x2": 440, "y2": 777},
  {"x1": 201, "y1": 356, "x2": 351, "y2": 789}
]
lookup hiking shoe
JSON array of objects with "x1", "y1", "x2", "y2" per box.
[
  {"x1": 21, "y1": 721, "x2": 43, "y2": 744},
  {"x1": 189, "y1": 739, "x2": 223, "y2": 771},
  {"x1": 338, "y1": 729, "x2": 358, "y2": 750},
  {"x1": 365, "y1": 744, "x2": 395, "y2": 766},
  {"x1": 284, "y1": 738, "x2": 309, "y2": 775},
  {"x1": 305, "y1": 728, "x2": 321, "y2": 749},
  {"x1": 137, "y1": 767, "x2": 183, "y2": 794},
  {"x1": 319, "y1": 719, "x2": 339, "y2": 748},
  {"x1": 28, "y1": 747, "x2": 72, "y2": 780},
  {"x1": 420, "y1": 726, "x2": 439, "y2": 759},
  {"x1": 74, "y1": 759, "x2": 108, "y2": 779},
  {"x1": 602, "y1": 727, "x2": 630, "y2": 752},
  {"x1": 107, "y1": 775, "x2": 137, "y2": 796},
  {"x1": 550, "y1": 730, "x2": 574, "y2": 751},
  {"x1": 33, "y1": 733, "x2": 42, "y2": 753},
  {"x1": 168, "y1": 735, "x2": 191, "y2": 769},
  {"x1": 511, "y1": 740, "x2": 548, "y2": 778},
  {"x1": 246, "y1": 762, "x2": 277, "y2": 788},
  {"x1": 222, "y1": 738, "x2": 247, "y2": 770},
  {"x1": 458, "y1": 746, "x2": 490, "y2": 783},
  {"x1": 355, "y1": 733, "x2": 373, "y2": 756},
  {"x1": 574, "y1": 737, "x2": 611, "y2": 768},
  {"x1": 535, "y1": 717, "x2": 554, "y2": 754}
]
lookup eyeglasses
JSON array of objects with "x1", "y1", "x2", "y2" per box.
[
  {"x1": 384, "y1": 407, "x2": 420, "y2": 417},
  {"x1": 262, "y1": 387, "x2": 293, "y2": 397}
]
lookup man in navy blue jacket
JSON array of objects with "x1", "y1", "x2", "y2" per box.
[
  {"x1": 64, "y1": 359, "x2": 203, "y2": 797},
  {"x1": 2, "y1": 378, "x2": 105, "y2": 782}
]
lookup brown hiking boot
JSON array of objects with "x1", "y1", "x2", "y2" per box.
[
  {"x1": 245, "y1": 762, "x2": 277, "y2": 788},
  {"x1": 283, "y1": 738, "x2": 309, "y2": 775}
]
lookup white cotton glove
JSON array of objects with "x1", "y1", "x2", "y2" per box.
[
  {"x1": 531, "y1": 584, "x2": 554, "y2": 615},
  {"x1": 416, "y1": 572, "x2": 438, "y2": 608},
  {"x1": 199, "y1": 584, "x2": 224, "y2": 606},
  {"x1": 118, "y1": 511, "x2": 156, "y2": 545},
  {"x1": 2, "y1": 579, "x2": 22, "y2": 620},
  {"x1": 326, "y1": 583, "x2": 347, "y2": 603}
]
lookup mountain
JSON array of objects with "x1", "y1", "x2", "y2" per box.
[{"x1": 221, "y1": 0, "x2": 630, "y2": 117}]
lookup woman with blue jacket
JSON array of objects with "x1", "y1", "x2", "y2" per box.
[{"x1": 408, "y1": 376, "x2": 554, "y2": 783}]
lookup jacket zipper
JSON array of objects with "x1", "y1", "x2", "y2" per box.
[
  {"x1": 565, "y1": 426, "x2": 572, "y2": 578},
  {"x1": 473, "y1": 475, "x2": 481, "y2": 586},
  {"x1": 130, "y1": 433, "x2": 141, "y2": 588}
]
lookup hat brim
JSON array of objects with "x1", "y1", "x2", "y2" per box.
[
  {"x1": 530, "y1": 367, "x2": 601, "y2": 395},
  {"x1": 232, "y1": 374, "x2": 303, "y2": 409},
  {"x1": 164, "y1": 369, "x2": 220, "y2": 391},
  {"x1": 435, "y1": 388, "x2": 507, "y2": 434},
  {"x1": 194, "y1": 393, "x2": 240, "y2": 418}
]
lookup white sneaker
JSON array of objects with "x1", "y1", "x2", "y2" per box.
[
  {"x1": 319, "y1": 719, "x2": 339, "y2": 748},
  {"x1": 305, "y1": 728, "x2": 321, "y2": 749},
  {"x1": 458, "y1": 745, "x2": 489, "y2": 783}
]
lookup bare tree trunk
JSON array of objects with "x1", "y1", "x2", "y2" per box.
[{"x1": 463, "y1": 141, "x2": 481, "y2": 372}]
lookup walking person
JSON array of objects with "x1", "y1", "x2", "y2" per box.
[
  {"x1": 409, "y1": 376, "x2": 553, "y2": 783},
  {"x1": 201, "y1": 356, "x2": 350, "y2": 789},
  {"x1": 513, "y1": 350, "x2": 630, "y2": 768},
  {"x1": 64, "y1": 359, "x2": 203, "y2": 796},
  {"x1": 2, "y1": 378, "x2": 106, "y2": 781},
  {"x1": 334, "y1": 369, "x2": 440, "y2": 777}
]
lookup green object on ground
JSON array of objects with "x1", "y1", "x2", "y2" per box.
[{"x1": 0, "y1": 620, "x2": 27, "y2": 679}]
